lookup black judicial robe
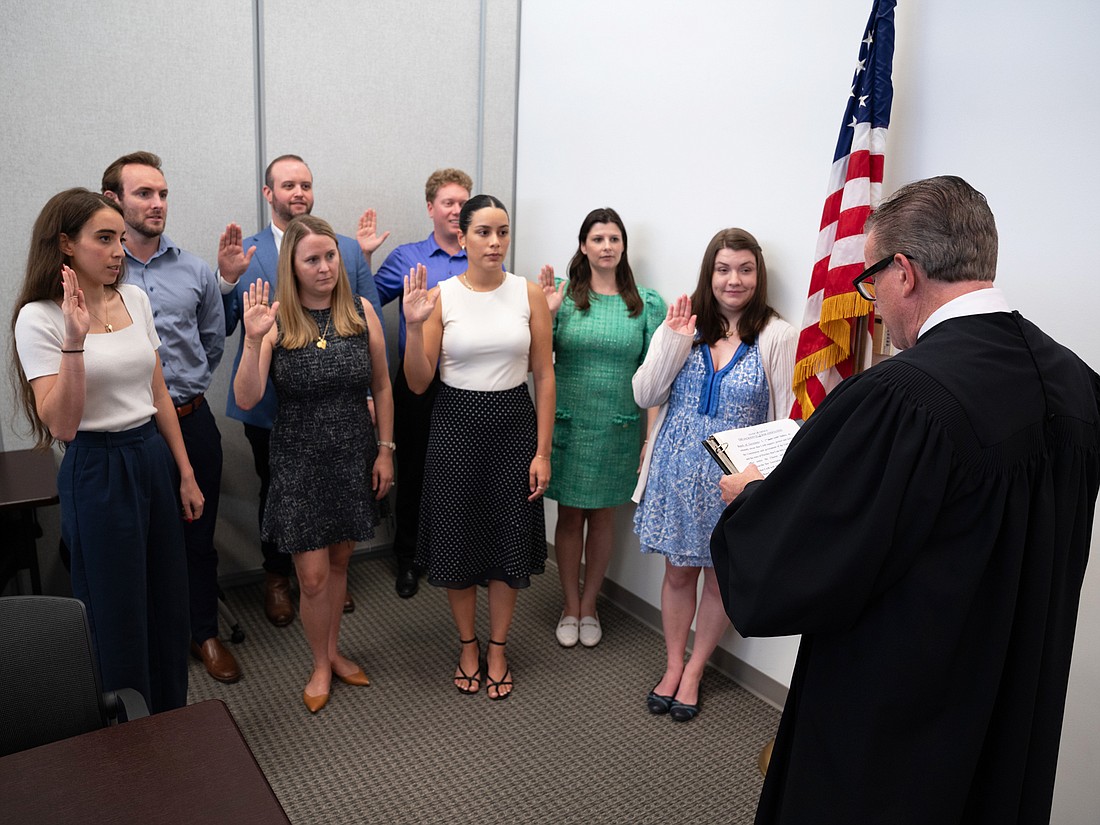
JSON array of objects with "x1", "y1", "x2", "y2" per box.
[{"x1": 711, "y1": 311, "x2": 1100, "y2": 825}]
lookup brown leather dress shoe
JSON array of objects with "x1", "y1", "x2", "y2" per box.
[
  {"x1": 190, "y1": 637, "x2": 241, "y2": 684},
  {"x1": 265, "y1": 572, "x2": 295, "y2": 626},
  {"x1": 343, "y1": 591, "x2": 355, "y2": 613}
]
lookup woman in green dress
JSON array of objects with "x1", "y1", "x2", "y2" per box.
[{"x1": 539, "y1": 208, "x2": 665, "y2": 647}]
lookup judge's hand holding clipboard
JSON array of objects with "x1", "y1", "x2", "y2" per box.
[{"x1": 719, "y1": 464, "x2": 764, "y2": 503}]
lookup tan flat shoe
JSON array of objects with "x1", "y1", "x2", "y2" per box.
[
  {"x1": 303, "y1": 690, "x2": 329, "y2": 713},
  {"x1": 335, "y1": 668, "x2": 370, "y2": 687}
]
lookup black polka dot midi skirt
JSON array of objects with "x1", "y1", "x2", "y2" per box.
[{"x1": 416, "y1": 383, "x2": 547, "y2": 589}]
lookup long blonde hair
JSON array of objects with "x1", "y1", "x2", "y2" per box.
[{"x1": 275, "y1": 215, "x2": 366, "y2": 349}]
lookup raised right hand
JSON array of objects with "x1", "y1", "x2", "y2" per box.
[
  {"x1": 218, "y1": 222, "x2": 256, "y2": 285},
  {"x1": 59, "y1": 265, "x2": 90, "y2": 345},
  {"x1": 356, "y1": 209, "x2": 391, "y2": 256},
  {"x1": 402, "y1": 264, "x2": 438, "y2": 325},
  {"x1": 241, "y1": 278, "x2": 279, "y2": 340},
  {"x1": 664, "y1": 294, "x2": 697, "y2": 337},
  {"x1": 538, "y1": 264, "x2": 565, "y2": 314}
]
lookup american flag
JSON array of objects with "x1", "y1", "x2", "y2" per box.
[{"x1": 790, "y1": 0, "x2": 896, "y2": 419}]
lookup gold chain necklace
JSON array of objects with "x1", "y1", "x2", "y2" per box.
[
  {"x1": 460, "y1": 271, "x2": 506, "y2": 292},
  {"x1": 87, "y1": 294, "x2": 113, "y2": 332},
  {"x1": 316, "y1": 313, "x2": 331, "y2": 349}
]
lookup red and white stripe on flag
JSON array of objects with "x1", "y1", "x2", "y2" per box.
[
  {"x1": 790, "y1": 124, "x2": 886, "y2": 419},
  {"x1": 790, "y1": 0, "x2": 895, "y2": 420}
]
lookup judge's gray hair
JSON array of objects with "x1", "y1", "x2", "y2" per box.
[{"x1": 864, "y1": 175, "x2": 997, "y2": 283}]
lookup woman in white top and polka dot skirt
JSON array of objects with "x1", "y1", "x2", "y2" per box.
[{"x1": 403, "y1": 194, "x2": 555, "y2": 700}]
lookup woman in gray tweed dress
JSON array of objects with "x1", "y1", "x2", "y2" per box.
[{"x1": 234, "y1": 215, "x2": 394, "y2": 714}]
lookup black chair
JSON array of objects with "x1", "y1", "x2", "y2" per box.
[{"x1": 0, "y1": 595, "x2": 149, "y2": 756}]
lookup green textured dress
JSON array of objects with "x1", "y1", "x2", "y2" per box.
[{"x1": 545, "y1": 284, "x2": 666, "y2": 508}]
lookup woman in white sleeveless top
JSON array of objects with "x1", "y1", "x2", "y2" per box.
[
  {"x1": 12, "y1": 188, "x2": 202, "y2": 712},
  {"x1": 403, "y1": 195, "x2": 555, "y2": 700}
]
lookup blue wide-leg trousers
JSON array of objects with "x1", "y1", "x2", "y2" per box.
[{"x1": 58, "y1": 421, "x2": 189, "y2": 713}]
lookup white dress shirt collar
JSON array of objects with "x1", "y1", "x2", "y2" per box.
[{"x1": 919, "y1": 286, "x2": 1011, "y2": 339}]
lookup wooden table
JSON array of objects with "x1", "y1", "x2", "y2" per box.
[
  {"x1": 0, "y1": 448, "x2": 59, "y2": 594},
  {"x1": 0, "y1": 699, "x2": 290, "y2": 824}
]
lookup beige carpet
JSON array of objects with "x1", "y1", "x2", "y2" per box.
[{"x1": 187, "y1": 554, "x2": 780, "y2": 824}]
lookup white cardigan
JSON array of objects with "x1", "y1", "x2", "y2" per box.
[{"x1": 631, "y1": 315, "x2": 797, "y2": 502}]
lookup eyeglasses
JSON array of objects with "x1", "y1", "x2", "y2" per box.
[{"x1": 852, "y1": 253, "x2": 913, "y2": 302}]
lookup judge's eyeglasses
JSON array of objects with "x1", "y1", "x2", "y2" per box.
[{"x1": 852, "y1": 253, "x2": 914, "y2": 302}]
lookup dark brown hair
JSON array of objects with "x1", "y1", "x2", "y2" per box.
[
  {"x1": 565, "y1": 207, "x2": 643, "y2": 317},
  {"x1": 690, "y1": 227, "x2": 776, "y2": 347},
  {"x1": 458, "y1": 194, "x2": 508, "y2": 234},
  {"x1": 10, "y1": 189, "x2": 124, "y2": 447},
  {"x1": 101, "y1": 150, "x2": 162, "y2": 196}
]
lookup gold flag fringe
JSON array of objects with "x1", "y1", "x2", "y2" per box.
[{"x1": 791, "y1": 294, "x2": 873, "y2": 419}]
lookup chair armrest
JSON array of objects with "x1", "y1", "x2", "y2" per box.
[{"x1": 105, "y1": 688, "x2": 150, "y2": 722}]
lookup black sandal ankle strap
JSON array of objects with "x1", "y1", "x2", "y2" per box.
[
  {"x1": 488, "y1": 639, "x2": 506, "y2": 646},
  {"x1": 460, "y1": 636, "x2": 479, "y2": 645}
]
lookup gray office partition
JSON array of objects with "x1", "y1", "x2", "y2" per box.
[{"x1": 0, "y1": 0, "x2": 520, "y2": 588}]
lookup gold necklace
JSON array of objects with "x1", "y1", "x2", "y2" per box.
[
  {"x1": 87, "y1": 294, "x2": 113, "y2": 332},
  {"x1": 460, "y1": 271, "x2": 506, "y2": 292},
  {"x1": 316, "y1": 314, "x2": 331, "y2": 349}
]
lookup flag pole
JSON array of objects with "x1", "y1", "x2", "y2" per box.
[{"x1": 851, "y1": 313, "x2": 870, "y2": 375}]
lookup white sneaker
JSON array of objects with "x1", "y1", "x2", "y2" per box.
[
  {"x1": 555, "y1": 615, "x2": 579, "y2": 647},
  {"x1": 579, "y1": 615, "x2": 602, "y2": 647}
]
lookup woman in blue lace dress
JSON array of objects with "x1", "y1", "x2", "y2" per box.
[{"x1": 632, "y1": 228, "x2": 796, "y2": 722}]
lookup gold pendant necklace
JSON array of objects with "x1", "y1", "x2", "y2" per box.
[
  {"x1": 88, "y1": 296, "x2": 113, "y2": 332},
  {"x1": 316, "y1": 314, "x2": 331, "y2": 349}
]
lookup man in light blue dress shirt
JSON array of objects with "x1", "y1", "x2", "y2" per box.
[
  {"x1": 217, "y1": 154, "x2": 386, "y2": 623},
  {"x1": 103, "y1": 151, "x2": 237, "y2": 683},
  {"x1": 374, "y1": 168, "x2": 471, "y2": 598}
]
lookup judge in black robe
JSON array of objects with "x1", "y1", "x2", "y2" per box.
[{"x1": 711, "y1": 176, "x2": 1100, "y2": 825}]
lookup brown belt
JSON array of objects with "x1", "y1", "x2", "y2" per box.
[{"x1": 175, "y1": 394, "x2": 205, "y2": 418}]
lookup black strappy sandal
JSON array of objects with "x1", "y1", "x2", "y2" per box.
[
  {"x1": 454, "y1": 637, "x2": 481, "y2": 694},
  {"x1": 485, "y1": 639, "x2": 513, "y2": 701}
]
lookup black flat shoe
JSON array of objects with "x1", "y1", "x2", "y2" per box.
[
  {"x1": 646, "y1": 689, "x2": 675, "y2": 715},
  {"x1": 669, "y1": 698, "x2": 700, "y2": 722}
]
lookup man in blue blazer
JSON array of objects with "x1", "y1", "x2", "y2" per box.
[{"x1": 217, "y1": 153, "x2": 387, "y2": 625}]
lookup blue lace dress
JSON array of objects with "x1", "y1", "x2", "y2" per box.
[{"x1": 634, "y1": 341, "x2": 770, "y2": 567}]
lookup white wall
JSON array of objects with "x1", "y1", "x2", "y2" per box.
[{"x1": 514, "y1": 1, "x2": 1100, "y2": 821}]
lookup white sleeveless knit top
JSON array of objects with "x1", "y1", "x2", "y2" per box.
[{"x1": 438, "y1": 272, "x2": 531, "y2": 391}]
